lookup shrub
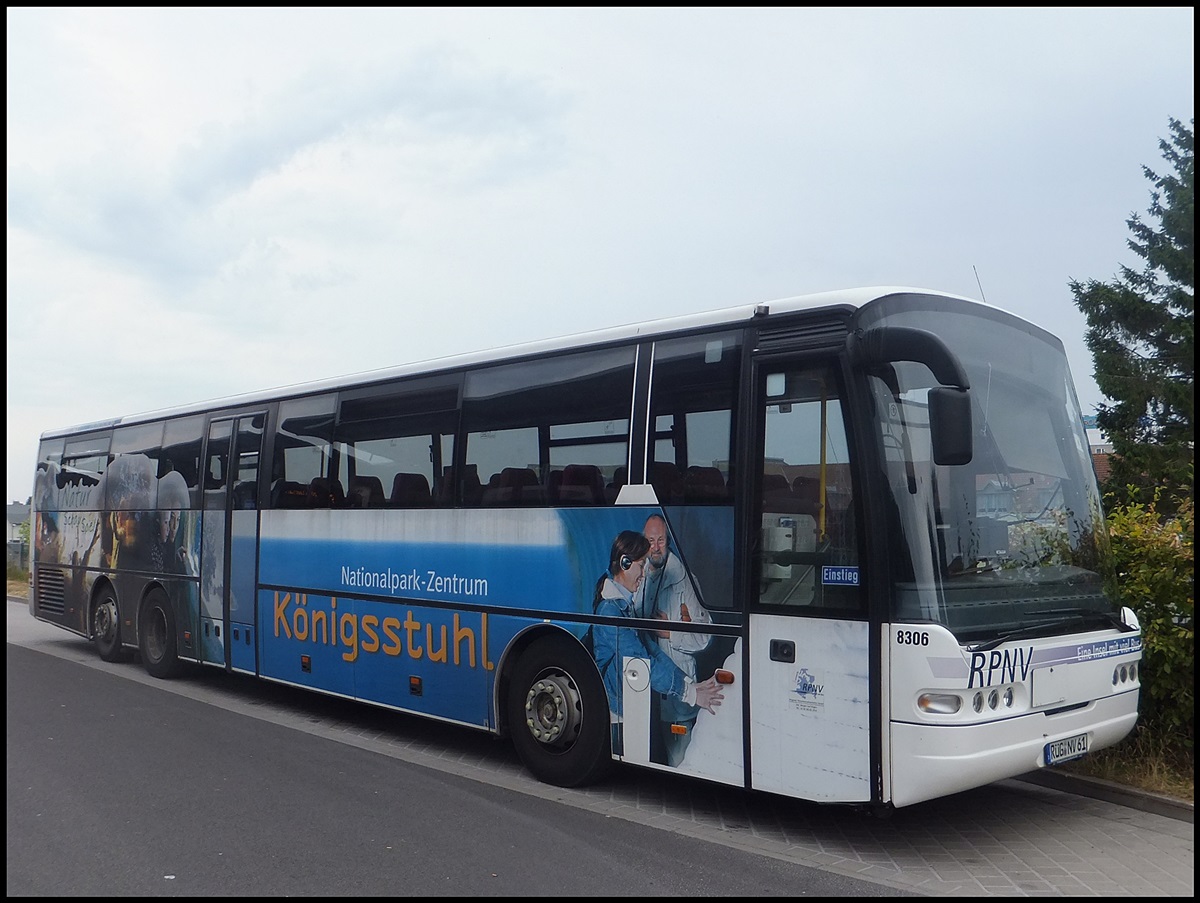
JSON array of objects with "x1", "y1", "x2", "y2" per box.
[{"x1": 1105, "y1": 490, "x2": 1194, "y2": 752}]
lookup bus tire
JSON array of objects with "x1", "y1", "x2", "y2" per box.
[
  {"x1": 507, "y1": 633, "x2": 612, "y2": 788},
  {"x1": 91, "y1": 587, "x2": 126, "y2": 663},
  {"x1": 139, "y1": 588, "x2": 183, "y2": 679}
]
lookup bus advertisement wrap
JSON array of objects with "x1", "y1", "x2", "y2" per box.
[{"x1": 28, "y1": 287, "x2": 1142, "y2": 810}]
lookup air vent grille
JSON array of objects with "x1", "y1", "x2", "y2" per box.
[
  {"x1": 35, "y1": 567, "x2": 67, "y2": 615},
  {"x1": 756, "y1": 320, "x2": 848, "y2": 352}
]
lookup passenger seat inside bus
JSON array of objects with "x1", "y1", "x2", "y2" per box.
[
  {"x1": 791, "y1": 475, "x2": 822, "y2": 517},
  {"x1": 557, "y1": 463, "x2": 606, "y2": 505},
  {"x1": 649, "y1": 461, "x2": 684, "y2": 505},
  {"x1": 307, "y1": 477, "x2": 344, "y2": 508},
  {"x1": 271, "y1": 480, "x2": 307, "y2": 509},
  {"x1": 232, "y1": 480, "x2": 258, "y2": 509},
  {"x1": 762, "y1": 473, "x2": 792, "y2": 510},
  {"x1": 458, "y1": 466, "x2": 483, "y2": 506},
  {"x1": 484, "y1": 467, "x2": 543, "y2": 506},
  {"x1": 683, "y1": 465, "x2": 727, "y2": 503},
  {"x1": 391, "y1": 472, "x2": 432, "y2": 507},
  {"x1": 347, "y1": 475, "x2": 386, "y2": 508}
]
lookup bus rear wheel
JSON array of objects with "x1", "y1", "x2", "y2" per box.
[
  {"x1": 507, "y1": 634, "x2": 612, "y2": 788},
  {"x1": 91, "y1": 588, "x2": 126, "y2": 663},
  {"x1": 139, "y1": 589, "x2": 183, "y2": 679}
]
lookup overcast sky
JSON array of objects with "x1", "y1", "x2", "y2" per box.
[{"x1": 6, "y1": 7, "x2": 1195, "y2": 504}]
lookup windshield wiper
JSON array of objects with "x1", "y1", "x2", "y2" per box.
[{"x1": 968, "y1": 609, "x2": 1131, "y2": 652}]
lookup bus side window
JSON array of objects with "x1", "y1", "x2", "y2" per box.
[
  {"x1": 648, "y1": 332, "x2": 741, "y2": 506},
  {"x1": 462, "y1": 346, "x2": 636, "y2": 508},
  {"x1": 231, "y1": 415, "x2": 263, "y2": 509},
  {"x1": 335, "y1": 376, "x2": 459, "y2": 510},
  {"x1": 161, "y1": 415, "x2": 204, "y2": 509},
  {"x1": 272, "y1": 395, "x2": 337, "y2": 509}
]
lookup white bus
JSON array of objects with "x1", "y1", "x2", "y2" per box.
[{"x1": 29, "y1": 286, "x2": 1141, "y2": 810}]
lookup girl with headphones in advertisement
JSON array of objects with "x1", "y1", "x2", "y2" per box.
[{"x1": 591, "y1": 530, "x2": 724, "y2": 757}]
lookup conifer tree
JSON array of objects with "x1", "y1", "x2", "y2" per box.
[{"x1": 1071, "y1": 118, "x2": 1194, "y2": 507}]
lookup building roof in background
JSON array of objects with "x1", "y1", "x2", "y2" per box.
[{"x1": 1092, "y1": 452, "x2": 1114, "y2": 483}]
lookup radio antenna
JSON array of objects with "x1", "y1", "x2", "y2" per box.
[{"x1": 973, "y1": 265, "x2": 988, "y2": 303}]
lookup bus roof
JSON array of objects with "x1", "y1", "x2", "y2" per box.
[{"x1": 41, "y1": 285, "x2": 986, "y2": 439}]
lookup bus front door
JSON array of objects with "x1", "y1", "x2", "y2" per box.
[
  {"x1": 199, "y1": 414, "x2": 264, "y2": 672},
  {"x1": 748, "y1": 359, "x2": 871, "y2": 803}
]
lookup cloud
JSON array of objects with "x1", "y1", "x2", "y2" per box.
[{"x1": 5, "y1": 7, "x2": 1195, "y2": 501}]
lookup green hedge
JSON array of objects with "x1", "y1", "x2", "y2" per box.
[{"x1": 1105, "y1": 491, "x2": 1194, "y2": 753}]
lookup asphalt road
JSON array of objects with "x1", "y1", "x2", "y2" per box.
[
  {"x1": 7, "y1": 598, "x2": 1194, "y2": 896},
  {"x1": 8, "y1": 642, "x2": 909, "y2": 897}
]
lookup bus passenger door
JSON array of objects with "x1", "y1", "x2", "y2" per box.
[
  {"x1": 747, "y1": 358, "x2": 871, "y2": 803},
  {"x1": 199, "y1": 414, "x2": 264, "y2": 672}
]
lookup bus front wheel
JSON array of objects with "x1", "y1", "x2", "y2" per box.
[
  {"x1": 91, "y1": 588, "x2": 126, "y2": 663},
  {"x1": 507, "y1": 634, "x2": 612, "y2": 788},
  {"x1": 139, "y1": 589, "x2": 183, "y2": 679}
]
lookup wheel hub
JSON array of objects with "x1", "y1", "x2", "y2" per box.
[
  {"x1": 94, "y1": 600, "x2": 116, "y2": 639},
  {"x1": 524, "y1": 674, "x2": 583, "y2": 748}
]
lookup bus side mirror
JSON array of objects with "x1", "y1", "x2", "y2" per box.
[
  {"x1": 846, "y1": 325, "x2": 973, "y2": 465},
  {"x1": 929, "y1": 387, "x2": 972, "y2": 466}
]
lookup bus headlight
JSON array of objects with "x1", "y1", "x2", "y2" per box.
[{"x1": 918, "y1": 693, "x2": 962, "y2": 714}]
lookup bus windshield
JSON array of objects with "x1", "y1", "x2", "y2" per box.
[{"x1": 859, "y1": 294, "x2": 1115, "y2": 644}]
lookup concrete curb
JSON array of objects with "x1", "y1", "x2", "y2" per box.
[{"x1": 1017, "y1": 767, "x2": 1193, "y2": 823}]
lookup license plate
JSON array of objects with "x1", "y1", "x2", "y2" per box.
[{"x1": 1044, "y1": 732, "x2": 1089, "y2": 765}]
